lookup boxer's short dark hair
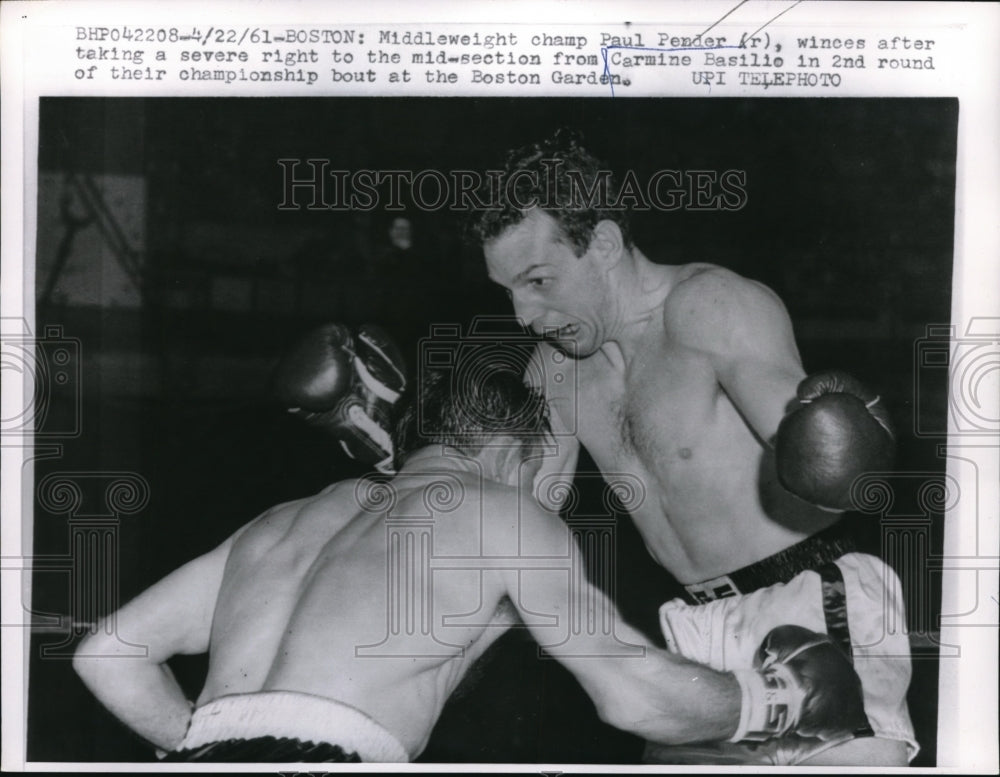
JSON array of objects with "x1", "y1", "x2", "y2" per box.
[
  {"x1": 393, "y1": 367, "x2": 550, "y2": 468},
  {"x1": 468, "y1": 128, "x2": 633, "y2": 257}
]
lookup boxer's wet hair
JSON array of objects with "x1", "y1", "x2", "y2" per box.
[
  {"x1": 393, "y1": 367, "x2": 550, "y2": 469},
  {"x1": 468, "y1": 128, "x2": 634, "y2": 257}
]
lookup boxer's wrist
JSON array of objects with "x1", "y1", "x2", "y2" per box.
[{"x1": 155, "y1": 698, "x2": 195, "y2": 759}]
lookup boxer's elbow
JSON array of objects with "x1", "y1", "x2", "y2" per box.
[
  {"x1": 73, "y1": 628, "x2": 109, "y2": 687},
  {"x1": 73, "y1": 647, "x2": 104, "y2": 696},
  {"x1": 73, "y1": 617, "x2": 137, "y2": 688}
]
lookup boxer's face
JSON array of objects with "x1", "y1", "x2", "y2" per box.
[{"x1": 484, "y1": 210, "x2": 611, "y2": 357}]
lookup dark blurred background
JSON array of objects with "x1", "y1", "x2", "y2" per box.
[{"x1": 25, "y1": 97, "x2": 956, "y2": 765}]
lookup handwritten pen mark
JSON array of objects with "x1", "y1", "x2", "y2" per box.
[
  {"x1": 600, "y1": 0, "x2": 804, "y2": 97},
  {"x1": 745, "y1": 0, "x2": 805, "y2": 42},
  {"x1": 600, "y1": 44, "x2": 741, "y2": 97},
  {"x1": 698, "y1": 0, "x2": 752, "y2": 38}
]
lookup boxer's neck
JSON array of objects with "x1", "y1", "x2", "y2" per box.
[
  {"x1": 601, "y1": 247, "x2": 674, "y2": 363},
  {"x1": 398, "y1": 445, "x2": 516, "y2": 485},
  {"x1": 398, "y1": 446, "x2": 478, "y2": 475}
]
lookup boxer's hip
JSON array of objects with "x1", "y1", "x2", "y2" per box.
[{"x1": 164, "y1": 691, "x2": 410, "y2": 763}]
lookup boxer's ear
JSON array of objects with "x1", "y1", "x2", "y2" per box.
[{"x1": 589, "y1": 220, "x2": 625, "y2": 268}]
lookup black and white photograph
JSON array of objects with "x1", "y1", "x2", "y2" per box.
[
  {"x1": 19, "y1": 94, "x2": 955, "y2": 767},
  {"x1": 2, "y1": 2, "x2": 998, "y2": 773}
]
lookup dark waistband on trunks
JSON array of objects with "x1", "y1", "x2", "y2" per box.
[
  {"x1": 162, "y1": 735, "x2": 361, "y2": 763},
  {"x1": 681, "y1": 519, "x2": 858, "y2": 605}
]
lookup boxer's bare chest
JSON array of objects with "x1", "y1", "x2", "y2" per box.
[
  {"x1": 564, "y1": 335, "x2": 721, "y2": 479},
  {"x1": 554, "y1": 343, "x2": 770, "y2": 581}
]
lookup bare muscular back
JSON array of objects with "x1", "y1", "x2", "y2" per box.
[
  {"x1": 200, "y1": 473, "x2": 516, "y2": 757},
  {"x1": 537, "y1": 264, "x2": 836, "y2": 582}
]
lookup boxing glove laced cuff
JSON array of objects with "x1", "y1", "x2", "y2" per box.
[
  {"x1": 352, "y1": 357, "x2": 402, "y2": 403},
  {"x1": 798, "y1": 394, "x2": 880, "y2": 408},
  {"x1": 730, "y1": 665, "x2": 804, "y2": 743}
]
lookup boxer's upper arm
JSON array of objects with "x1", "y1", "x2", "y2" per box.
[
  {"x1": 665, "y1": 268, "x2": 805, "y2": 444},
  {"x1": 83, "y1": 536, "x2": 234, "y2": 661},
  {"x1": 526, "y1": 344, "x2": 580, "y2": 510},
  {"x1": 492, "y1": 497, "x2": 647, "y2": 653}
]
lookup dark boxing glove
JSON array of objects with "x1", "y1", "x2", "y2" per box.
[
  {"x1": 272, "y1": 323, "x2": 407, "y2": 473},
  {"x1": 775, "y1": 370, "x2": 896, "y2": 511},
  {"x1": 731, "y1": 624, "x2": 870, "y2": 744}
]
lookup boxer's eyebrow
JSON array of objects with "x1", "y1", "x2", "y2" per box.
[
  {"x1": 512, "y1": 264, "x2": 549, "y2": 282},
  {"x1": 487, "y1": 263, "x2": 549, "y2": 286}
]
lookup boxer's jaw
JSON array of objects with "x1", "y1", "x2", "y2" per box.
[{"x1": 543, "y1": 323, "x2": 598, "y2": 359}]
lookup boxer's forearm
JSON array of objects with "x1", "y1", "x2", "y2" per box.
[
  {"x1": 630, "y1": 659, "x2": 740, "y2": 744},
  {"x1": 567, "y1": 650, "x2": 741, "y2": 745},
  {"x1": 73, "y1": 654, "x2": 192, "y2": 751}
]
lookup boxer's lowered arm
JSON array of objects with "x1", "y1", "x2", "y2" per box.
[
  {"x1": 495, "y1": 500, "x2": 740, "y2": 745},
  {"x1": 499, "y1": 500, "x2": 872, "y2": 746},
  {"x1": 73, "y1": 537, "x2": 232, "y2": 751}
]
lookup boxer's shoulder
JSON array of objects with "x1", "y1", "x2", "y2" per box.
[
  {"x1": 662, "y1": 265, "x2": 790, "y2": 351},
  {"x1": 232, "y1": 481, "x2": 361, "y2": 557},
  {"x1": 664, "y1": 264, "x2": 755, "y2": 316}
]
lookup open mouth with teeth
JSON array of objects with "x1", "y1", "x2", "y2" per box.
[{"x1": 544, "y1": 323, "x2": 580, "y2": 341}]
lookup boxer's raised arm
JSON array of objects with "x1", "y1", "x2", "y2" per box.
[
  {"x1": 665, "y1": 269, "x2": 897, "y2": 511},
  {"x1": 664, "y1": 268, "x2": 805, "y2": 445},
  {"x1": 73, "y1": 536, "x2": 233, "y2": 750},
  {"x1": 525, "y1": 343, "x2": 580, "y2": 512}
]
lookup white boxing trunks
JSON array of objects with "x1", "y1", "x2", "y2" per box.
[
  {"x1": 163, "y1": 691, "x2": 410, "y2": 763},
  {"x1": 646, "y1": 522, "x2": 918, "y2": 765}
]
